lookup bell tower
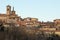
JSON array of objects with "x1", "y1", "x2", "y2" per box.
[
  {"x1": 6, "y1": 5, "x2": 11, "y2": 15},
  {"x1": 12, "y1": 7, "x2": 16, "y2": 15}
]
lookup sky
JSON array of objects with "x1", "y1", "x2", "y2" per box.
[{"x1": 0, "y1": 0, "x2": 60, "y2": 22}]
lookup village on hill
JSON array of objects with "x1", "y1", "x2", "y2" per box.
[{"x1": 0, "y1": 5, "x2": 60, "y2": 40}]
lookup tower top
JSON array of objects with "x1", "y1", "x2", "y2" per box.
[
  {"x1": 13, "y1": 7, "x2": 14, "y2": 11},
  {"x1": 12, "y1": 7, "x2": 16, "y2": 15},
  {"x1": 7, "y1": 5, "x2": 11, "y2": 7},
  {"x1": 6, "y1": 5, "x2": 11, "y2": 15}
]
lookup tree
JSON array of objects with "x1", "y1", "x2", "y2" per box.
[{"x1": 47, "y1": 34, "x2": 60, "y2": 40}]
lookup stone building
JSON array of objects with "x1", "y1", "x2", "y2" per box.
[
  {"x1": 0, "y1": 5, "x2": 21, "y2": 23},
  {"x1": 17, "y1": 17, "x2": 40, "y2": 27},
  {"x1": 39, "y1": 22, "x2": 54, "y2": 28},
  {"x1": 54, "y1": 19, "x2": 60, "y2": 30}
]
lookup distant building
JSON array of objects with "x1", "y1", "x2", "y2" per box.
[
  {"x1": 23, "y1": 17, "x2": 38, "y2": 22},
  {"x1": 0, "y1": 5, "x2": 21, "y2": 23},
  {"x1": 54, "y1": 19, "x2": 60, "y2": 23},
  {"x1": 54, "y1": 19, "x2": 60, "y2": 30},
  {"x1": 17, "y1": 17, "x2": 40, "y2": 27},
  {"x1": 40, "y1": 22, "x2": 54, "y2": 28}
]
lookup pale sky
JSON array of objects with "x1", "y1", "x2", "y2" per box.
[{"x1": 0, "y1": 0, "x2": 60, "y2": 22}]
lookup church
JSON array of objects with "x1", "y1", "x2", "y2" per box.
[{"x1": 0, "y1": 5, "x2": 21, "y2": 23}]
